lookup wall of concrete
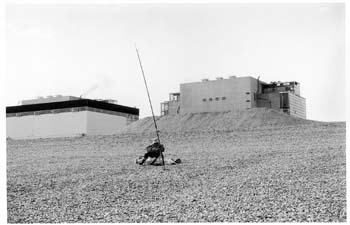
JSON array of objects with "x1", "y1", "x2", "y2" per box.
[
  {"x1": 288, "y1": 93, "x2": 306, "y2": 119},
  {"x1": 86, "y1": 111, "x2": 127, "y2": 135},
  {"x1": 179, "y1": 77, "x2": 257, "y2": 114},
  {"x1": 257, "y1": 93, "x2": 280, "y2": 110},
  {"x1": 167, "y1": 101, "x2": 180, "y2": 115},
  {"x1": 6, "y1": 111, "x2": 87, "y2": 139},
  {"x1": 249, "y1": 78, "x2": 261, "y2": 108}
]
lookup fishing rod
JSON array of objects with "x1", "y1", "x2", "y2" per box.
[{"x1": 135, "y1": 45, "x2": 165, "y2": 169}]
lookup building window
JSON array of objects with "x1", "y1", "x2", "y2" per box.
[
  {"x1": 246, "y1": 100, "x2": 250, "y2": 102},
  {"x1": 222, "y1": 97, "x2": 226, "y2": 100},
  {"x1": 215, "y1": 97, "x2": 219, "y2": 101},
  {"x1": 209, "y1": 98, "x2": 213, "y2": 101},
  {"x1": 203, "y1": 98, "x2": 206, "y2": 102}
]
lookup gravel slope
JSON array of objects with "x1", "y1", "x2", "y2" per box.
[
  {"x1": 7, "y1": 110, "x2": 346, "y2": 222},
  {"x1": 121, "y1": 108, "x2": 319, "y2": 133}
]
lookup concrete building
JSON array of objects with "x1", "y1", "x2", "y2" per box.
[
  {"x1": 6, "y1": 96, "x2": 139, "y2": 139},
  {"x1": 160, "y1": 93, "x2": 180, "y2": 116},
  {"x1": 161, "y1": 76, "x2": 306, "y2": 119}
]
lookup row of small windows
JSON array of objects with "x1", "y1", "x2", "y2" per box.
[
  {"x1": 203, "y1": 97, "x2": 251, "y2": 102},
  {"x1": 202, "y1": 92, "x2": 251, "y2": 102},
  {"x1": 203, "y1": 97, "x2": 226, "y2": 102}
]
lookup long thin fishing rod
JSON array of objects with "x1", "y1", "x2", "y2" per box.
[{"x1": 135, "y1": 45, "x2": 165, "y2": 169}]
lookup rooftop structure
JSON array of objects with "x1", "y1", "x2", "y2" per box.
[{"x1": 20, "y1": 95, "x2": 80, "y2": 105}]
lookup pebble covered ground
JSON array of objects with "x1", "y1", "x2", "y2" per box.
[
  {"x1": 121, "y1": 108, "x2": 317, "y2": 133},
  {"x1": 7, "y1": 109, "x2": 346, "y2": 222}
]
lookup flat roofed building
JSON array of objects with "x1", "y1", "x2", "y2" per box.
[
  {"x1": 6, "y1": 97, "x2": 139, "y2": 139},
  {"x1": 161, "y1": 76, "x2": 306, "y2": 119},
  {"x1": 179, "y1": 76, "x2": 261, "y2": 114},
  {"x1": 161, "y1": 93, "x2": 180, "y2": 116}
]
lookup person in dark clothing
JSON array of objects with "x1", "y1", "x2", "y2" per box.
[{"x1": 139, "y1": 138, "x2": 165, "y2": 165}]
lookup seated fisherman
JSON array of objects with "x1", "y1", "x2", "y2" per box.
[{"x1": 139, "y1": 138, "x2": 165, "y2": 165}]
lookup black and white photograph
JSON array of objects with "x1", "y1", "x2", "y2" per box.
[{"x1": 3, "y1": 1, "x2": 347, "y2": 223}]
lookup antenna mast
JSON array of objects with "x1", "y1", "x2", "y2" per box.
[{"x1": 135, "y1": 45, "x2": 165, "y2": 169}]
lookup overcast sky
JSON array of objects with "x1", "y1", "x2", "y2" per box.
[{"x1": 5, "y1": 3, "x2": 345, "y2": 121}]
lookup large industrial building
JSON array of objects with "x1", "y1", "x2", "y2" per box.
[
  {"x1": 6, "y1": 96, "x2": 139, "y2": 139},
  {"x1": 161, "y1": 76, "x2": 306, "y2": 119}
]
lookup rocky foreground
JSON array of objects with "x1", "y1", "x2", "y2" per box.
[{"x1": 7, "y1": 109, "x2": 346, "y2": 222}]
